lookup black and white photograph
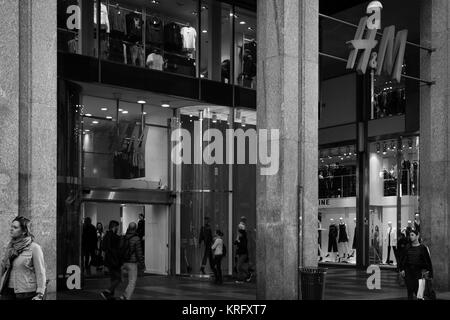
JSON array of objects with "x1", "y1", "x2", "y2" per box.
[{"x1": 0, "y1": 0, "x2": 449, "y2": 313}]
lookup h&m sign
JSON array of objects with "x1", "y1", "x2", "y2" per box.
[{"x1": 346, "y1": 1, "x2": 408, "y2": 83}]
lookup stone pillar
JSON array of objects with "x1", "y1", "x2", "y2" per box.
[
  {"x1": 420, "y1": 0, "x2": 450, "y2": 291},
  {"x1": 0, "y1": 0, "x2": 57, "y2": 298},
  {"x1": 256, "y1": 0, "x2": 318, "y2": 299}
]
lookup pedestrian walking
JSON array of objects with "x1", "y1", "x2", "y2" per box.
[
  {"x1": 0, "y1": 216, "x2": 47, "y2": 300},
  {"x1": 118, "y1": 222, "x2": 145, "y2": 300},
  {"x1": 199, "y1": 216, "x2": 214, "y2": 274},
  {"x1": 94, "y1": 222, "x2": 105, "y2": 271},
  {"x1": 399, "y1": 229, "x2": 433, "y2": 300},
  {"x1": 234, "y1": 228, "x2": 252, "y2": 283},
  {"x1": 211, "y1": 229, "x2": 224, "y2": 284},
  {"x1": 81, "y1": 217, "x2": 97, "y2": 276},
  {"x1": 100, "y1": 220, "x2": 122, "y2": 300}
]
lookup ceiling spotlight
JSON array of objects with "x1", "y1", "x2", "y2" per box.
[
  {"x1": 137, "y1": 100, "x2": 146, "y2": 104},
  {"x1": 85, "y1": 129, "x2": 90, "y2": 132},
  {"x1": 241, "y1": 116, "x2": 246, "y2": 127},
  {"x1": 408, "y1": 139, "x2": 413, "y2": 149},
  {"x1": 161, "y1": 103, "x2": 170, "y2": 108},
  {"x1": 119, "y1": 108, "x2": 123, "y2": 112},
  {"x1": 376, "y1": 142, "x2": 380, "y2": 153},
  {"x1": 212, "y1": 113, "x2": 217, "y2": 123},
  {"x1": 151, "y1": 0, "x2": 160, "y2": 4},
  {"x1": 248, "y1": 27, "x2": 254, "y2": 31},
  {"x1": 202, "y1": 30, "x2": 207, "y2": 33},
  {"x1": 92, "y1": 121, "x2": 99, "y2": 124},
  {"x1": 106, "y1": 116, "x2": 112, "y2": 119},
  {"x1": 143, "y1": 112, "x2": 147, "y2": 115},
  {"x1": 122, "y1": 110, "x2": 129, "y2": 114},
  {"x1": 85, "y1": 113, "x2": 92, "y2": 117},
  {"x1": 101, "y1": 108, "x2": 108, "y2": 111},
  {"x1": 240, "y1": 21, "x2": 246, "y2": 25},
  {"x1": 382, "y1": 143, "x2": 387, "y2": 155}
]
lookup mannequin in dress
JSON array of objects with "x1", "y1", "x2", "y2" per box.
[
  {"x1": 337, "y1": 217, "x2": 349, "y2": 262},
  {"x1": 326, "y1": 218, "x2": 338, "y2": 261},
  {"x1": 385, "y1": 221, "x2": 397, "y2": 264}
]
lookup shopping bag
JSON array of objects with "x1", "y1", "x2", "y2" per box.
[
  {"x1": 424, "y1": 279, "x2": 437, "y2": 300},
  {"x1": 417, "y1": 278, "x2": 426, "y2": 299}
]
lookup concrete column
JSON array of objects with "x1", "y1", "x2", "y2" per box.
[
  {"x1": 420, "y1": 0, "x2": 450, "y2": 291},
  {"x1": 256, "y1": 0, "x2": 318, "y2": 299},
  {"x1": 0, "y1": 0, "x2": 57, "y2": 298}
]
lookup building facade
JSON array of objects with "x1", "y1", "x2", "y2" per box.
[{"x1": 1, "y1": 0, "x2": 450, "y2": 299}]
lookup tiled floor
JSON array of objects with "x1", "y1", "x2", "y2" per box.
[{"x1": 57, "y1": 267, "x2": 449, "y2": 300}]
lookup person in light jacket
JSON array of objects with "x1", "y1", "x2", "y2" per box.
[
  {"x1": 211, "y1": 230, "x2": 224, "y2": 285},
  {"x1": 0, "y1": 216, "x2": 46, "y2": 300}
]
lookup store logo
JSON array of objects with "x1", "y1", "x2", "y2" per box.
[
  {"x1": 171, "y1": 122, "x2": 279, "y2": 176},
  {"x1": 66, "y1": 5, "x2": 80, "y2": 30},
  {"x1": 346, "y1": 1, "x2": 408, "y2": 82}
]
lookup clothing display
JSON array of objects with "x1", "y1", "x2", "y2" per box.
[
  {"x1": 338, "y1": 223, "x2": 349, "y2": 243},
  {"x1": 67, "y1": 37, "x2": 79, "y2": 54},
  {"x1": 94, "y1": 2, "x2": 110, "y2": 33},
  {"x1": 126, "y1": 12, "x2": 143, "y2": 43},
  {"x1": 414, "y1": 219, "x2": 420, "y2": 233},
  {"x1": 180, "y1": 26, "x2": 197, "y2": 50},
  {"x1": 164, "y1": 22, "x2": 183, "y2": 52},
  {"x1": 108, "y1": 6, "x2": 127, "y2": 38},
  {"x1": 146, "y1": 53, "x2": 164, "y2": 71},
  {"x1": 319, "y1": 164, "x2": 356, "y2": 198},
  {"x1": 129, "y1": 45, "x2": 145, "y2": 67},
  {"x1": 328, "y1": 224, "x2": 338, "y2": 252},
  {"x1": 146, "y1": 15, "x2": 164, "y2": 44},
  {"x1": 109, "y1": 38, "x2": 126, "y2": 63},
  {"x1": 385, "y1": 226, "x2": 397, "y2": 264}
]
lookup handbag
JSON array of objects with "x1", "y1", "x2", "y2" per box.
[{"x1": 417, "y1": 278, "x2": 426, "y2": 299}]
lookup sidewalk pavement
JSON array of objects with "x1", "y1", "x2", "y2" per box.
[{"x1": 56, "y1": 267, "x2": 450, "y2": 300}]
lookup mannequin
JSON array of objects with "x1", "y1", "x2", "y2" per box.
[
  {"x1": 348, "y1": 218, "x2": 357, "y2": 258},
  {"x1": 337, "y1": 217, "x2": 349, "y2": 262},
  {"x1": 146, "y1": 48, "x2": 164, "y2": 71},
  {"x1": 385, "y1": 221, "x2": 397, "y2": 264},
  {"x1": 327, "y1": 219, "x2": 338, "y2": 260},
  {"x1": 317, "y1": 213, "x2": 326, "y2": 261}
]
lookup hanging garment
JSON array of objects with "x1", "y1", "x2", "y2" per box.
[
  {"x1": 338, "y1": 223, "x2": 349, "y2": 243},
  {"x1": 146, "y1": 16, "x2": 163, "y2": 44},
  {"x1": 352, "y1": 226, "x2": 357, "y2": 250},
  {"x1": 146, "y1": 53, "x2": 164, "y2": 71},
  {"x1": 164, "y1": 22, "x2": 183, "y2": 51},
  {"x1": 328, "y1": 224, "x2": 338, "y2": 252},
  {"x1": 180, "y1": 26, "x2": 197, "y2": 50},
  {"x1": 93, "y1": 3, "x2": 110, "y2": 33},
  {"x1": 126, "y1": 12, "x2": 143, "y2": 43},
  {"x1": 109, "y1": 6, "x2": 127, "y2": 39}
]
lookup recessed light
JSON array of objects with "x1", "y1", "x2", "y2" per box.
[
  {"x1": 101, "y1": 108, "x2": 108, "y2": 111},
  {"x1": 85, "y1": 129, "x2": 90, "y2": 132},
  {"x1": 92, "y1": 121, "x2": 99, "y2": 124},
  {"x1": 161, "y1": 103, "x2": 170, "y2": 108},
  {"x1": 122, "y1": 110, "x2": 129, "y2": 114},
  {"x1": 119, "y1": 109, "x2": 123, "y2": 112},
  {"x1": 240, "y1": 21, "x2": 246, "y2": 25},
  {"x1": 106, "y1": 116, "x2": 112, "y2": 119},
  {"x1": 202, "y1": 30, "x2": 207, "y2": 33},
  {"x1": 137, "y1": 100, "x2": 146, "y2": 104},
  {"x1": 85, "y1": 114, "x2": 92, "y2": 117},
  {"x1": 143, "y1": 112, "x2": 147, "y2": 115}
]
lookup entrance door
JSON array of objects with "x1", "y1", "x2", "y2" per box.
[{"x1": 145, "y1": 205, "x2": 169, "y2": 275}]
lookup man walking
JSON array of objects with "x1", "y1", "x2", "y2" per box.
[
  {"x1": 100, "y1": 220, "x2": 122, "y2": 300},
  {"x1": 81, "y1": 217, "x2": 97, "y2": 276},
  {"x1": 199, "y1": 217, "x2": 214, "y2": 275},
  {"x1": 119, "y1": 222, "x2": 145, "y2": 300}
]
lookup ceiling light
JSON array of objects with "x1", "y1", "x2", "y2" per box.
[
  {"x1": 143, "y1": 112, "x2": 147, "y2": 115},
  {"x1": 85, "y1": 113, "x2": 92, "y2": 117},
  {"x1": 92, "y1": 121, "x2": 99, "y2": 124},
  {"x1": 212, "y1": 113, "x2": 217, "y2": 123},
  {"x1": 189, "y1": 114, "x2": 193, "y2": 118},
  {"x1": 161, "y1": 103, "x2": 170, "y2": 108},
  {"x1": 101, "y1": 108, "x2": 108, "y2": 111},
  {"x1": 137, "y1": 100, "x2": 146, "y2": 104},
  {"x1": 202, "y1": 30, "x2": 207, "y2": 33},
  {"x1": 151, "y1": 0, "x2": 160, "y2": 4},
  {"x1": 106, "y1": 116, "x2": 112, "y2": 119},
  {"x1": 240, "y1": 21, "x2": 246, "y2": 25},
  {"x1": 248, "y1": 27, "x2": 254, "y2": 31},
  {"x1": 241, "y1": 116, "x2": 246, "y2": 127},
  {"x1": 85, "y1": 129, "x2": 90, "y2": 132},
  {"x1": 122, "y1": 110, "x2": 128, "y2": 114},
  {"x1": 119, "y1": 108, "x2": 123, "y2": 112}
]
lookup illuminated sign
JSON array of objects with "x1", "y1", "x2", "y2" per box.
[{"x1": 346, "y1": 2, "x2": 408, "y2": 83}]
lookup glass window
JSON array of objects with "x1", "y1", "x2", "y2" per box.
[
  {"x1": 234, "y1": 8, "x2": 256, "y2": 89},
  {"x1": 368, "y1": 136, "x2": 420, "y2": 266},
  {"x1": 81, "y1": 95, "x2": 172, "y2": 185},
  {"x1": 372, "y1": 67, "x2": 407, "y2": 119},
  {"x1": 199, "y1": 1, "x2": 233, "y2": 83}
]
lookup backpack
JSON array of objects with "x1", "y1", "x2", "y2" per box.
[{"x1": 119, "y1": 236, "x2": 132, "y2": 263}]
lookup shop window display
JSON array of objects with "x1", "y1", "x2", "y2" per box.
[
  {"x1": 234, "y1": 8, "x2": 257, "y2": 89},
  {"x1": 319, "y1": 145, "x2": 357, "y2": 199},
  {"x1": 369, "y1": 136, "x2": 420, "y2": 266}
]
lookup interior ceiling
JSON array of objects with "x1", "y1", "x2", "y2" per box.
[{"x1": 320, "y1": 0, "x2": 420, "y2": 80}]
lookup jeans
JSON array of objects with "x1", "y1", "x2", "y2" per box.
[
  {"x1": 212, "y1": 255, "x2": 223, "y2": 284},
  {"x1": 236, "y1": 254, "x2": 250, "y2": 281},
  {"x1": 130, "y1": 45, "x2": 145, "y2": 67},
  {"x1": 0, "y1": 288, "x2": 36, "y2": 300},
  {"x1": 122, "y1": 263, "x2": 138, "y2": 300}
]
